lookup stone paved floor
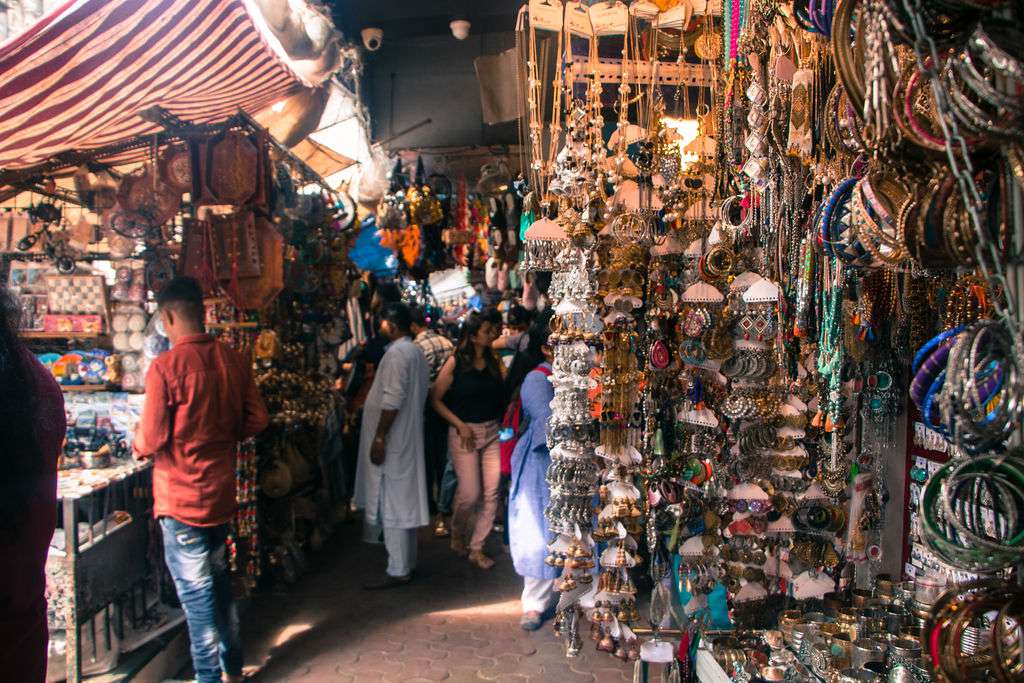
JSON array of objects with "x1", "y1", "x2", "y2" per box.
[{"x1": 239, "y1": 521, "x2": 633, "y2": 683}]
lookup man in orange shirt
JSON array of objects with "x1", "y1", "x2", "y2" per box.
[{"x1": 134, "y1": 277, "x2": 268, "y2": 683}]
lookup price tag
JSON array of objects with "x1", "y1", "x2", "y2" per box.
[
  {"x1": 529, "y1": 0, "x2": 563, "y2": 31},
  {"x1": 564, "y1": 1, "x2": 593, "y2": 37},
  {"x1": 589, "y1": 0, "x2": 628, "y2": 35}
]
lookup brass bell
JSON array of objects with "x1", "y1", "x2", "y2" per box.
[{"x1": 598, "y1": 634, "x2": 616, "y2": 652}]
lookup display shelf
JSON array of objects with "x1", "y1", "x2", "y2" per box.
[
  {"x1": 207, "y1": 321, "x2": 259, "y2": 329},
  {"x1": 60, "y1": 384, "x2": 111, "y2": 392},
  {"x1": 21, "y1": 330, "x2": 108, "y2": 341}
]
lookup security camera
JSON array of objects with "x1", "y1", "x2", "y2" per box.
[
  {"x1": 361, "y1": 27, "x2": 383, "y2": 51},
  {"x1": 450, "y1": 19, "x2": 471, "y2": 40}
]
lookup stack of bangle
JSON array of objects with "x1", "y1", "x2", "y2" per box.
[
  {"x1": 819, "y1": 177, "x2": 861, "y2": 263},
  {"x1": 793, "y1": 503, "x2": 848, "y2": 533},
  {"x1": 945, "y1": 19, "x2": 1024, "y2": 141},
  {"x1": 939, "y1": 320, "x2": 1021, "y2": 454},
  {"x1": 852, "y1": 172, "x2": 910, "y2": 268},
  {"x1": 910, "y1": 324, "x2": 966, "y2": 430},
  {"x1": 738, "y1": 423, "x2": 778, "y2": 453},
  {"x1": 919, "y1": 452, "x2": 1024, "y2": 572},
  {"x1": 923, "y1": 579, "x2": 1024, "y2": 683}
]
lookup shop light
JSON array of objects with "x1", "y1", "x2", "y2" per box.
[{"x1": 661, "y1": 117, "x2": 700, "y2": 171}]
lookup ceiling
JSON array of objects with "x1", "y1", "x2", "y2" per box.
[{"x1": 329, "y1": 0, "x2": 523, "y2": 41}]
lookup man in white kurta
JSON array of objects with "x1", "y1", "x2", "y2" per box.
[{"x1": 354, "y1": 303, "x2": 430, "y2": 588}]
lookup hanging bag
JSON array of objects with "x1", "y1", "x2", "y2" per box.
[{"x1": 499, "y1": 365, "x2": 551, "y2": 476}]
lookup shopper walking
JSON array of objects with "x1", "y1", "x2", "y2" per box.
[
  {"x1": 505, "y1": 312, "x2": 559, "y2": 630},
  {"x1": 133, "y1": 277, "x2": 268, "y2": 683},
  {"x1": 410, "y1": 306, "x2": 456, "y2": 536},
  {"x1": 354, "y1": 303, "x2": 431, "y2": 589},
  {"x1": 431, "y1": 311, "x2": 505, "y2": 569},
  {"x1": 0, "y1": 286, "x2": 66, "y2": 683}
]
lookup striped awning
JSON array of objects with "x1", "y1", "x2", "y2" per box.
[{"x1": 0, "y1": 0, "x2": 312, "y2": 173}]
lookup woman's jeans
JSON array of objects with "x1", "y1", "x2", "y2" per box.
[
  {"x1": 160, "y1": 517, "x2": 242, "y2": 683},
  {"x1": 449, "y1": 421, "x2": 502, "y2": 552}
]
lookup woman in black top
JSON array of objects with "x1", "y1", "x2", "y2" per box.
[{"x1": 431, "y1": 311, "x2": 505, "y2": 569}]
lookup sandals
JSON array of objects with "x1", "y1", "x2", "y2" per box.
[
  {"x1": 450, "y1": 537, "x2": 468, "y2": 557},
  {"x1": 468, "y1": 551, "x2": 495, "y2": 570},
  {"x1": 434, "y1": 516, "x2": 450, "y2": 538}
]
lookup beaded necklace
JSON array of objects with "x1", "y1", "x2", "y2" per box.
[{"x1": 816, "y1": 254, "x2": 845, "y2": 438}]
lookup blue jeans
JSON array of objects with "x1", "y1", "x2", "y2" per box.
[
  {"x1": 160, "y1": 517, "x2": 242, "y2": 683},
  {"x1": 438, "y1": 457, "x2": 458, "y2": 516}
]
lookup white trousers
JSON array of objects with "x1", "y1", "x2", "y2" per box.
[
  {"x1": 521, "y1": 576, "x2": 556, "y2": 614},
  {"x1": 364, "y1": 521, "x2": 417, "y2": 578},
  {"x1": 385, "y1": 527, "x2": 417, "y2": 577}
]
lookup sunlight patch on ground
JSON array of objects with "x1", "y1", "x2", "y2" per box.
[
  {"x1": 429, "y1": 598, "x2": 521, "y2": 618},
  {"x1": 273, "y1": 622, "x2": 314, "y2": 647}
]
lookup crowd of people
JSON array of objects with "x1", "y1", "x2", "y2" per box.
[
  {"x1": 0, "y1": 274, "x2": 559, "y2": 683},
  {"x1": 346, "y1": 292, "x2": 560, "y2": 631}
]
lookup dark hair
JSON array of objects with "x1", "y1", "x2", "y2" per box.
[
  {"x1": 409, "y1": 305, "x2": 428, "y2": 329},
  {"x1": 506, "y1": 309, "x2": 553, "y2": 396},
  {"x1": 382, "y1": 302, "x2": 413, "y2": 334},
  {"x1": 454, "y1": 311, "x2": 502, "y2": 379},
  {"x1": 482, "y1": 306, "x2": 502, "y2": 326},
  {"x1": 374, "y1": 282, "x2": 402, "y2": 309},
  {"x1": 156, "y1": 276, "x2": 204, "y2": 323},
  {"x1": 0, "y1": 286, "x2": 43, "y2": 538},
  {"x1": 507, "y1": 304, "x2": 532, "y2": 328}
]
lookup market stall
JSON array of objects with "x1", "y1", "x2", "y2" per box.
[
  {"x1": 507, "y1": 0, "x2": 1024, "y2": 681},
  {"x1": 0, "y1": 106, "x2": 365, "y2": 680},
  {"x1": 0, "y1": 2, "x2": 367, "y2": 678}
]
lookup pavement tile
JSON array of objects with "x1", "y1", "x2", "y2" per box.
[
  {"x1": 504, "y1": 640, "x2": 538, "y2": 656},
  {"x1": 539, "y1": 662, "x2": 597, "y2": 683},
  {"x1": 592, "y1": 666, "x2": 632, "y2": 682},
  {"x1": 235, "y1": 523, "x2": 633, "y2": 683},
  {"x1": 445, "y1": 664, "x2": 489, "y2": 681},
  {"x1": 477, "y1": 654, "x2": 543, "y2": 681}
]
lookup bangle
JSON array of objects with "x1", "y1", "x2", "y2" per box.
[
  {"x1": 831, "y1": 0, "x2": 865, "y2": 121},
  {"x1": 968, "y1": 19, "x2": 1024, "y2": 84}
]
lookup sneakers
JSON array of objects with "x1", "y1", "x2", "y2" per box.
[
  {"x1": 519, "y1": 611, "x2": 543, "y2": 631},
  {"x1": 434, "y1": 515, "x2": 450, "y2": 538},
  {"x1": 362, "y1": 574, "x2": 412, "y2": 590}
]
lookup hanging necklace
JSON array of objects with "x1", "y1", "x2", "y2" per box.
[{"x1": 524, "y1": 9, "x2": 565, "y2": 213}]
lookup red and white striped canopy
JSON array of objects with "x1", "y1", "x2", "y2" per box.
[{"x1": 0, "y1": 0, "x2": 310, "y2": 173}]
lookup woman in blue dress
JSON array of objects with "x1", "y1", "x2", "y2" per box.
[{"x1": 505, "y1": 312, "x2": 558, "y2": 630}]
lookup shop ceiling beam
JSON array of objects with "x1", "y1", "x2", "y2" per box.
[
  {"x1": 569, "y1": 56, "x2": 714, "y2": 88},
  {"x1": 374, "y1": 118, "x2": 434, "y2": 149},
  {"x1": 1, "y1": 107, "x2": 338, "y2": 194}
]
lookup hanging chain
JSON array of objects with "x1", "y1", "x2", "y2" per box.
[{"x1": 899, "y1": 0, "x2": 1021, "y2": 347}]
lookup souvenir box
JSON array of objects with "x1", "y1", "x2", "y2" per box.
[{"x1": 43, "y1": 314, "x2": 104, "y2": 334}]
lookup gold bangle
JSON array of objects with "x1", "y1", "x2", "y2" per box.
[{"x1": 831, "y1": 0, "x2": 865, "y2": 122}]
